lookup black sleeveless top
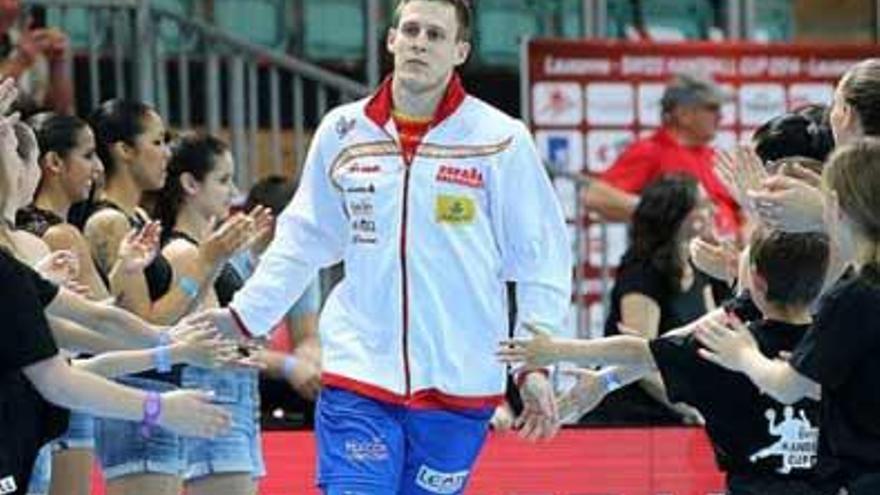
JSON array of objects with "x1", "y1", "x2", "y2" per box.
[
  {"x1": 87, "y1": 200, "x2": 181, "y2": 384},
  {"x1": 16, "y1": 205, "x2": 65, "y2": 237},
  {"x1": 90, "y1": 200, "x2": 173, "y2": 302},
  {"x1": 165, "y1": 230, "x2": 243, "y2": 308}
]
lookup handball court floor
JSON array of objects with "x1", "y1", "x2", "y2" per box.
[{"x1": 87, "y1": 427, "x2": 726, "y2": 494}]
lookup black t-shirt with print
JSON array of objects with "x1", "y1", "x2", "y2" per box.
[
  {"x1": 581, "y1": 257, "x2": 712, "y2": 425},
  {"x1": 791, "y1": 273, "x2": 880, "y2": 482},
  {"x1": 0, "y1": 249, "x2": 68, "y2": 494},
  {"x1": 650, "y1": 319, "x2": 821, "y2": 479}
]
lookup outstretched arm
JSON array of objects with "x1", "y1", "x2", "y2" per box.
[
  {"x1": 497, "y1": 324, "x2": 657, "y2": 370},
  {"x1": 696, "y1": 313, "x2": 820, "y2": 404}
]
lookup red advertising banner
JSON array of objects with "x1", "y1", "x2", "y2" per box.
[
  {"x1": 90, "y1": 428, "x2": 724, "y2": 494},
  {"x1": 526, "y1": 40, "x2": 880, "y2": 337}
]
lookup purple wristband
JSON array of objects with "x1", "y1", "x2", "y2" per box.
[{"x1": 140, "y1": 391, "x2": 162, "y2": 437}]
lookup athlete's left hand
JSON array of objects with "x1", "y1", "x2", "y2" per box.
[{"x1": 516, "y1": 371, "x2": 560, "y2": 442}]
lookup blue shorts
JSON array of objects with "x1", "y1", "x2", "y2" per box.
[
  {"x1": 316, "y1": 387, "x2": 492, "y2": 494},
  {"x1": 181, "y1": 367, "x2": 266, "y2": 481},
  {"x1": 94, "y1": 377, "x2": 186, "y2": 480},
  {"x1": 26, "y1": 410, "x2": 96, "y2": 494}
]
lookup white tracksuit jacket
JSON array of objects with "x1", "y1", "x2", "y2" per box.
[{"x1": 230, "y1": 77, "x2": 571, "y2": 409}]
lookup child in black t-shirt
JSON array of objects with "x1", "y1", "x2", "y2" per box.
[
  {"x1": 497, "y1": 229, "x2": 835, "y2": 495},
  {"x1": 694, "y1": 140, "x2": 880, "y2": 494}
]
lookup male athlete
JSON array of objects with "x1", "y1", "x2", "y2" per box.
[{"x1": 205, "y1": 1, "x2": 571, "y2": 493}]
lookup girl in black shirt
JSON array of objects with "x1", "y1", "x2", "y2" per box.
[{"x1": 584, "y1": 175, "x2": 715, "y2": 425}]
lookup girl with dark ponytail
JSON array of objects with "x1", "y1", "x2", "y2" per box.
[
  {"x1": 82, "y1": 100, "x2": 253, "y2": 495},
  {"x1": 155, "y1": 132, "x2": 270, "y2": 494}
]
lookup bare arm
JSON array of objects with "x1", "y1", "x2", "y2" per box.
[
  {"x1": 696, "y1": 314, "x2": 821, "y2": 404},
  {"x1": 72, "y1": 341, "x2": 225, "y2": 379},
  {"x1": 44, "y1": 286, "x2": 161, "y2": 347},
  {"x1": 48, "y1": 316, "x2": 128, "y2": 354},
  {"x1": 620, "y1": 293, "x2": 701, "y2": 420},
  {"x1": 558, "y1": 364, "x2": 655, "y2": 422},
  {"x1": 84, "y1": 212, "x2": 221, "y2": 325},
  {"x1": 497, "y1": 330, "x2": 656, "y2": 370},
  {"x1": 24, "y1": 354, "x2": 145, "y2": 419},
  {"x1": 289, "y1": 310, "x2": 320, "y2": 362},
  {"x1": 581, "y1": 178, "x2": 639, "y2": 222},
  {"x1": 701, "y1": 343, "x2": 820, "y2": 403},
  {"x1": 43, "y1": 224, "x2": 111, "y2": 301},
  {"x1": 22, "y1": 354, "x2": 231, "y2": 438}
]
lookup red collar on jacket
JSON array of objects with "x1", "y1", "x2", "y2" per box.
[{"x1": 364, "y1": 72, "x2": 466, "y2": 129}]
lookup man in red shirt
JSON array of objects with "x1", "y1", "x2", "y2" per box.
[{"x1": 582, "y1": 73, "x2": 740, "y2": 235}]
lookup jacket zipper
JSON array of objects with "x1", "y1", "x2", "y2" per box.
[
  {"x1": 379, "y1": 125, "x2": 414, "y2": 400},
  {"x1": 399, "y1": 161, "x2": 412, "y2": 399}
]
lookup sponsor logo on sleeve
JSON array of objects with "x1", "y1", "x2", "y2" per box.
[{"x1": 415, "y1": 465, "x2": 469, "y2": 494}]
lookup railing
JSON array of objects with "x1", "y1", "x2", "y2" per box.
[{"x1": 22, "y1": 0, "x2": 370, "y2": 188}]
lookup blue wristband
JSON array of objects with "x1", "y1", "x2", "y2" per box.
[
  {"x1": 178, "y1": 275, "x2": 199, "y2": 299},
  {"x1": 153, "y1": 345, "x2": 172, "y2": 373},
  {"x1": 282, "y1": 355, "x2": 298, "y2": 378},
  {"x1": 157, "y1": 331, "x2": 172, "y2": 347},
  {"x1": 153, "y1": 332, "x2": 172, "y2": 373}
]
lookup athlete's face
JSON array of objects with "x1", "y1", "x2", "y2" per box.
[{"x1": 387, "y1": 1, "x2": 470, "y2": 95}]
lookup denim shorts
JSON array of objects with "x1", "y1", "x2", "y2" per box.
[
  {"x1": 181, "y1": 367, "x2": 265, "y2": 481},
  {"x1": 25, "y1": 444, "x2": 51, "y2": 495},
  {"x1": 94, "y1": 376, "x2": 186, "y2": 480},
  {"x1": 26, "y1": 410, "x2": 96, "y2": 494}
]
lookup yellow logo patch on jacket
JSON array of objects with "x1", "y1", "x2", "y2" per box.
[{"x1": 435, "y1": 195, "x2": 475, "y2": 224}]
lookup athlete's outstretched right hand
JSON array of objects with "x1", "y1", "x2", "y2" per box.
[{"x1": 159, "y1": 389, "x2": 231, "y2": 438}]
